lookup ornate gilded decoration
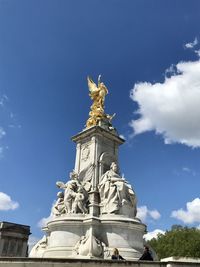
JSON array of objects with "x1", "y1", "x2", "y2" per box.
[{"x1": 86, "y1": 75, "x2": 109, "y2": 128}]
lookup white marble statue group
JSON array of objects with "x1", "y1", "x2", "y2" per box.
[
  {"x1": 52, "y1": 170, "x2": 88, "y2": 216},
  {"x1": 52, "y1": 162, "x2": 137, "y2": 217}
]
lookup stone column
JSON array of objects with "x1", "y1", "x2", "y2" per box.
[
  {"x1": 74, "y1": 142, "x2": 81, "y2": 173},
  {"x1": 87, "y1": 135, "x2": 99, "y2": 216}
]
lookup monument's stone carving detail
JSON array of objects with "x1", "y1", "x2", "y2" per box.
[
  {"x1": 29, "y1": 235, "x2": 48, "y2": 258},
  {"x1": 51, "y1": 191, "x2": 65, "y2": 216},
  {"x1": 99, "y1": 162, "x2": 137, "y2": 217},
  {"x1": 81, "y1": 145, "x2": 90, "y2": 162},
  {"x1": 56, "y1": 170, "x2": 89, "y2": 214},
  {"x1": 73, "y1": 229, "x2": 105, "y2": 258},
  {"x1": 29, "y1": 76, "x2": 146, "y2": 260}
]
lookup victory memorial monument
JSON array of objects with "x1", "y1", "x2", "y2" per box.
[{"x1": 30, "y1": 76, "x2": 146, "y2": 260}]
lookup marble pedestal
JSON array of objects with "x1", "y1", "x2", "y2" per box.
[{"x1": 31, "y1": 213, "x2": 145, "y2": 260}]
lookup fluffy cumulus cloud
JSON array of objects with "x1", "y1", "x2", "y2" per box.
[
  {"x1": 137, "y1": 205, "x2": 161, "y2": 222},
  {"x1": 28, "y1": 236, "x2": 40, "y2": 251},
  {"x1": 0, "y1": 192, "x2": 19, "y2": 211},
  {"x1": 130, "y1": 59, "x2": 200, "y2": 148},
  {"x1": 37, "y1": 200, "x2": 56, "y2": 228},
  {"x1": 37, "y1": 214, "x2": 54, "y2": 228},
  {"x1": 171, "y1": 198, "x2": 200, "y2": 224},
  {"x1": 144, "y1": 229, "x2": 165, "y2": 241}
]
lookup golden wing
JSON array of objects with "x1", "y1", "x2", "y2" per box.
[{"x1": 87, "y1": 76, "x2": 99, "y2": 97}]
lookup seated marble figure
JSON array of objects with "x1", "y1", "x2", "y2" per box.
[
  {"x1": 52, "y1": 191, "x2": 65, "y2": 216},
  {"x1": 98, "y1": 162, "x2": 137, "y2": 216}
]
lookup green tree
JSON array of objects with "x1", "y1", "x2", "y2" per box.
[{"x1": 148, "y1": 225, "x2": 200, "y2": 260}]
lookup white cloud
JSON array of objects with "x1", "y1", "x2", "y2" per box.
[
  {"x1": 0, "y1": 94, "x2": 21, "y2": 158},
  {"x1": 171, "y1": 198, "x2": 200, "y2": 224},
  {"x1": 119, "y1": 134, "x2": 126, "y2": 140},
  {"x1": 149, "y1": 209, "x2": 161, "y2": 220},
  {"x1": 0, "y1": 128, "x2": 6, "y2": 158},
  {"x1": 195, "y1": 49, "x2": 200, "y2": 57},
  {"x1": 130, "y1": 60, "x2": 200, "y2": 148},
  {"x1": 137, "y1": 205, "x2": 161, "y2": 222},
  {"x1": 0, "y1": 127, "x2": 6, "y2": 139},
  {"x1": 182, "y1": 167, "x2": 190, "y2": 172},
  {"x1": 184, "y1": 38, "x2": 198, "y2": 49},
  {"x1": 37, "y1": 214, "x2": 53, "y2": 228},
  {"x1": 28, "y1": 236, "x2": 40, "y2": 252},
  {"x1": 165, "y1": 64, "x2": 176, "y2": 76},
  {"x1": 182, "y1": 166, "x2": 196, "y2": 176},
  {"x1": 184, "y1": 37, "x2": 200, "y2": 58},
  {"x1": 0, "y1": 147, "x2": 3, "y2": 157},
  {"x1": 0, "y1": 192, "x2": 19, "y2": 211},
  {"x1": 37, "y1": 200, "x2": 56, "y2": 228},
  {"x1": 0, "y1": 94, "x2": 8, "y2": 107},
  {"x1": 144, "y1": 229, "x2": 165, "y2": 241}
]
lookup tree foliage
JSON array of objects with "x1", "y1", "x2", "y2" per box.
[{"x1": 148, "y1": 225, "x2": 200, "y2": 260}]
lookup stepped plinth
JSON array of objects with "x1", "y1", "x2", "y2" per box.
[{"x1": 30, "y1": 76, "x2": 146, "y2": 260}]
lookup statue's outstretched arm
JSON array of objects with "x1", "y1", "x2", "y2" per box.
[{"x1": 56, "y1": 181, "x2": 66, "y2": 189}]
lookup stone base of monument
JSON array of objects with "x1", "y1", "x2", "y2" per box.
[
  {"x1": 100, "y1": 214, "x2": 146, "y2": 259},
  {"x1": 1, "y1": 257, "x2": 200, "y2": 267},
  {"x1": 30, "y1": 214, "x2": 145, "y2": 260}
]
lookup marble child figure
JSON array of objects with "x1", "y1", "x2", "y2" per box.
[
  {"x1": 72, "y1": 186, "x2": 88, "y2": 214},
  {"x1": 51, "y1": 191, "x2": 65, "y2": 216}
]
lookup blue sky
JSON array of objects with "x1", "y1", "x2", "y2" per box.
[{"x1": 1, "y1": 0, "x2": 200, "y2": 244}]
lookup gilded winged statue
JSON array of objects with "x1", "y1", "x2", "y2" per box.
[
  {"x1": 87, "y1": 75, "x2": 108, "y2": 108},
  {"x1": 86, "y1": 75, "x2": 109, "y2": 128}
]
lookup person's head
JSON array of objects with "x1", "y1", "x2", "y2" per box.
[
  {"x1": 113, "y1": 248, "x2": 119, "y2": 256},
  {"x1": 110, "y1": 162, "x2": 118, "y2": 172},
  {"x1": 144, "y1": 245, "x2": 149, "y2": 252}
]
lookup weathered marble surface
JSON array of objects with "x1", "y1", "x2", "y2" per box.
[
  {"x1": 55, "y1": 170, "x2": 89, "y2": 215},
  {"x1": 30, "y1": 126, "x2": 146, "y2": 259}
]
